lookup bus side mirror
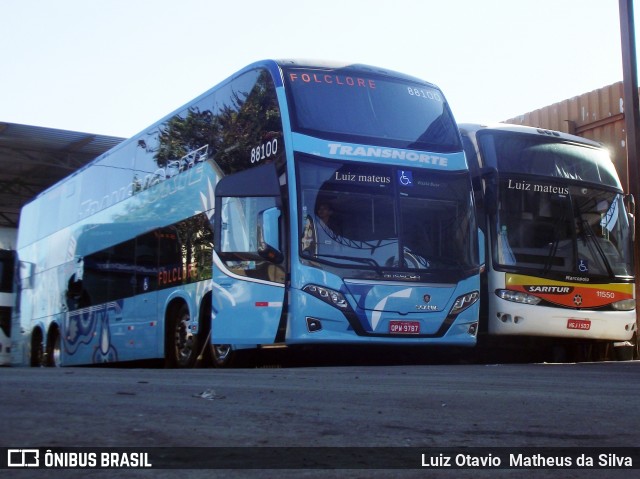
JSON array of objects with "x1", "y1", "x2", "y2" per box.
[
  {"x1": 18, "y1": 261, "x2": 35, "y2": 290},
  {"x1": 480, "y1": 166, "x2": 497, "y2": 179},
  {"x1": 479, "y1": 167, "x2": 498, "y2": 215},
  {"x1": 257, "y1": 207, "x2": 283, "y2": 263},
  {"x1": 625, "y1": 193, "x2": 635, "y2": 216},
  {"x1": 483, "y1": 185, "x2": 497, "y2": 216},
  {"x1": 625, "y1": 194, "x2": 635, "y2": 242},
  {"x1": 478, "y1": 228, "x2": 486, "y2": 272}
]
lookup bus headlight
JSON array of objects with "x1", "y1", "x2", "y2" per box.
[
  {"x1": 496, "y1": 289, "x2": 541, "y2": 305},
  {"x1": 303, "y1": 284, "x2": 350, "y2": 310},
  {"x1": 449, "y1": 291, "x2": 480, "y2": 315},
  {"x1": 611, "y1": 299, "x2": 636, "y2": 311}
]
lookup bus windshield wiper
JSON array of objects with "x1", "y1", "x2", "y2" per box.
[
  {"x1": 579, "y1": 218, "x2": 615, "y2": 277},
  {"x1": 543, "y1": 208, "x2": 567, "y2": 275}
]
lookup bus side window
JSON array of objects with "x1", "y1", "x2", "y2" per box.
[{"x1": 136, "y1": 232, "x2": 159, "y2": 294}]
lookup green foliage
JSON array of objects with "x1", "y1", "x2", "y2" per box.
[{"x1": 154, "y1": 70, "x2": 283, "y2": 174}]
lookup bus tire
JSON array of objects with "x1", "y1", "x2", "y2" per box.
[
  {"x1": 211, "y1": 344, "x2": 257, "y2": 368},
  {"x1": 30, "y1": 329, "x2": 44, "y2": 367},
  {"x1": 166, "y1": 303, "x2": 198, "y2": 368},
  {"x1": 46, "y1": 327, "x2": 62, "y2": 367},
  {"x1": 615, "y1": 333, "x2": 638, "y2": 361},
  {"x1": 211, "y1": 344, "x2": 236, "y2": 368}
]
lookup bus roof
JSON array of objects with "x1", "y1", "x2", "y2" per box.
[
  {"x1": 274, "y1": 59, "x2": 439, "y2": 86},
  {"x1": 25, "y1": 59, "x2": 444, "y2": 206},
  {"x1": 458, "y1": 122, "x2": 604, "y2": 149}
]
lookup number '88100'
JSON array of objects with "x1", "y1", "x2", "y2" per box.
[{"x1": 250, "y1": 139, "x2": 279, "y2": 164}]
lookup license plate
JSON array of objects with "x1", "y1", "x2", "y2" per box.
[
  {"x1": 389, "y1": 320, "x2": 420, "y2": 334},
  {"x1": 567, "y1": 319, "x2": 591, "y2": 331}
]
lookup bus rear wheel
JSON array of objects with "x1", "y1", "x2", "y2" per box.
[
  {"x1": 167, "y1": 304, "x2": 198, "y2": 368},
  {"x1": 30, "y1": 330, "x2": 44, "y2": 367},
  {"x1": 46, "y1": 329, "x2": 62, "y2": 367}
]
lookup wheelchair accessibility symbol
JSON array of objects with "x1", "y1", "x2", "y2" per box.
[
  {"x1": 398, "y1": 170, "x2": 413, "y2": 186},
  {"x1": 578, "y1": 259, "x2": 589, "y2": 273}
]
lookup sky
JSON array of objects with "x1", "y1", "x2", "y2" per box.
[{"x1": 1, "y1": 0, "x2": 636, "y2": 139}]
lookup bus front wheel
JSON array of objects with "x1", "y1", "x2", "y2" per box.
[
  {"x1": 210, "y1": 344, "x2": 257, "y2": 368},
  {"x1": 615, "y1": 332, "x2": 639, "y2": 361},
  {"x1": 211, "y1": 344, "x2": 235, "y2": 368}
]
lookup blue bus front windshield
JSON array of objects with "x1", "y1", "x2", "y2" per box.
[
  {"x1": 298, "y1": 156, "x2": 478, "y2": 279},
  {"x1": 283, "y1": 66, "x2": 461, "y2": 153}
]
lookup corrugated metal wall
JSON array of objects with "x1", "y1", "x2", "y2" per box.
[{"x1": 505, "y1": 81, "x2": 630, "y2": 192}]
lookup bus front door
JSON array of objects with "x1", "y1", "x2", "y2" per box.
[{"x1": 211, "y1": 164, "x2": 286, "y2": 355}]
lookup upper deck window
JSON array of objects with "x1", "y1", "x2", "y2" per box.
[
  {"x1": 478, "y1": 131, "x2": 620, "y2": 189},
  {"x1": 283, "y1": 67, "x2": 461, "y2": 153}
]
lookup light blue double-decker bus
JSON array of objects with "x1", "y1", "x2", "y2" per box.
[{"x1": 12, "y1": 60, "x2": 482, "y2": 367}]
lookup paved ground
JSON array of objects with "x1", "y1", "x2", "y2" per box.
[{"x1": 1, "y1": 358, "x2": 639, "y2": 478}]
